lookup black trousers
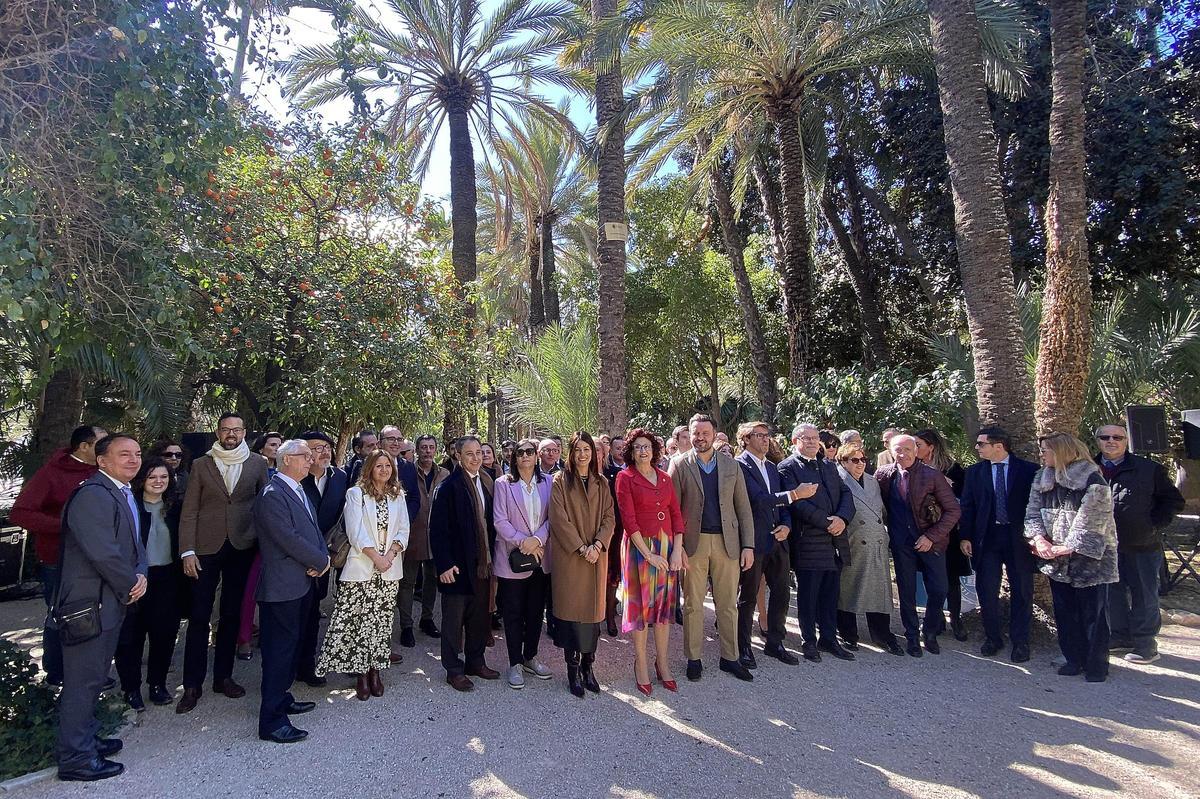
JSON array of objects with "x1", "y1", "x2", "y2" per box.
[
  {"x1": 497, "y1": 571, "x2": 548, "y2": 667},
  {"x1": 258, "y1": 587, "x2": 313, "y2": 737},
  {"x1": 39, "y1": 563, "x2": 64, "y2": 684},
  {"x1": 1051, "y1": 580, "x2": 1110, "y2": 679},
  {"x1": 296, "y1": 570, "x2": 330, "y2": 679},
  {"x1": 974, "y1": 539, "x2": 1033, "y2": 647},
  {"x1": 182, "y1": 540, "x2": 254, "y2": 689},
  {"x1": 396, "y1": 558, "x2": 438, "y2": 629},
  {"x1": 440, "y1": 578, "x2": 491, "y2": 676},
  {"x1": 795, "y1": 568, "x2": 840, "y2": 645},
  {"x1": 57, "y1": 621, "x2": 122, "y2": 770},
  {"x1": 737, "y1": 544, "x2": 790, "y2": 653},
  {"x1": 116, "y1": 564, "x2": 182, "y2": 691},
  {"x1": 892, "y1": 543, "x2": 948, "y2": 641},
  {"x1": 837, "y1": 610, "x2": 897, "y2": 646}
]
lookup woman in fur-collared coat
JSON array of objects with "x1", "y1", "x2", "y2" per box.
[{"x1": 1024, "y1": 433, "x2": 1118, "y2": 683}]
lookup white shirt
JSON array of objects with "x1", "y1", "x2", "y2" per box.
[
  {"x1": 746, "y1": 452, "x2": 790, "y2": 503},
  {"x1": 518, "y1": 477, "x2": 542, "y2": 530},
  {"x1": 464, "y1": 471, "x2": 485, "y2": 510},
  {"x1": 313, "y1": 471, "x2": 328, "y2": 496}
]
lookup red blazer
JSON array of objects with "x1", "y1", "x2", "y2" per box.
[
  {"x1": 875, "y1": 461, "x2": 962, "y2": 552},
  {"x1": 615, "y1": 467, "x2": 684, "y2": 540}
]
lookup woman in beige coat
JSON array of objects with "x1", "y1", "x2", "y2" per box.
[{"x1": 549, "y1": 431, "x2": 615, "y2": 698}]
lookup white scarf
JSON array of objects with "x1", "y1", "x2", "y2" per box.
[{"x1": 208, "y1": 440, "x2": 250, "y2": 493}]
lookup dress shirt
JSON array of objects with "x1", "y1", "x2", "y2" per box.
[
  {"x1": 276, "y1": 472, "x2": 315, "y2": 520},
  {"x1": 518, "y1": 477, "x2": 542, "y2": 531},
  {"x1": 697, "y1": 453, "x2": 718, "y2": 474},
  {"x1": 746, "y1": 452, "x2": 791, "y2": 503}
]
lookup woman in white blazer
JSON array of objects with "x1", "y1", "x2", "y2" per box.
[{"x1": 317, "y1": 450, "x2": 410, "y2": 700}]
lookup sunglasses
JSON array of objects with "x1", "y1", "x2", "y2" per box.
[
  {"x1": 843, "y1": 457, "x2": 867, "y2": 465},
  {"x1": 1096, "y1": 435, "x2": 1126, "y2": 442},
  {"x1": 163, "y1": 452, "x2": 183, "y2": 459},
  {"x1": 516, "y1": 448, "x2": 536, "y2": 456}
]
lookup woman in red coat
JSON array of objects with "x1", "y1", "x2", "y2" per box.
[{"x1": 615, "y1": 427, "x2": 685, "y2": 696}]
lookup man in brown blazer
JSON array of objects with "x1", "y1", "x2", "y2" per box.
[
  {"x1": 393, "y1": 434, "x2": 450, "y2": 652},
  {"x1": 669, "y1": 414, "x2": 756, "y2": 682},
  {"x1": 176, "y1": 413, "x2": 269, "y2": 713}
]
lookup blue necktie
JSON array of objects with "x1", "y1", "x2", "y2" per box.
[
  {"x1": 297, "y1": 487, "x2": 316, "y2": 521},
  {"x1": 993, "y1": 463, "x2": 1008, "y2": 525},
  {"x1": 121, "y1": 486, "x2": 147, "y2": 564}
]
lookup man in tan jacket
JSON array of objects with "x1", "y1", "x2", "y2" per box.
[{"x1": 669, "y1": 414, "x2": 756, "y2": 683}]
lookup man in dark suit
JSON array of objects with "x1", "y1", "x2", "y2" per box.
[
  {"x1": 252, "y1": 440, "x2": 330, "y2": 744},
  {"x1": 778, "y1": 423, "x2": 856, "y2": 663},
  {"x1": 54, "y1": 434, "x2": 147, "y2": 781},
  {"x1": 430, "y1": 436, "x2": 499, "y2": 692},
  {"x1": 960, "y1": 426, "x2": 1038, "y2": 662},
  {"x1": 875, "y1": 435, "x2": 962, "y2": 657},
  {"x1": 295, "y1": 430, "x2": 350, "y2": 687},
  {"x1": 379, "y1": 425, "x2": 422, "y2": 522},
  {"x1": 734, "y1": 422, "x2": 815, "y2": 668}
]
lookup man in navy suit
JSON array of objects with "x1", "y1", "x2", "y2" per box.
[
  {"x1": 55, "y1": 434, "x2": 147, "y2": 782},
  {"x1": 959, "y1": 426, "x2": 1038, "y2": 663},
  {"x1": 295, "y1": 430, "x2": 350, "y2": 687},
  {"x1": 252, "y1": 440, "x2": 330, "y2": 744},
  {"x1": 734, "y1": 423, "x2": 816, "y2": 668}
]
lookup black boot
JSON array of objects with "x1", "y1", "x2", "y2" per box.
[
  {"x1": 580, "y1": 652, "x2": 600, "y2": 694},
  {"x1": 565, "y1": 650, "x2": 585, "y2": 698}
]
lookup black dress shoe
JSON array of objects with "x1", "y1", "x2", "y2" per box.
[
  {"x1": 763, "y1": 645, "x2": 800, "y2": 665},
  {"x1": 885, "y1": 640, "x2": 906, "y2": 657},
  {"x1": 924, "y1": 636, "x2": 941, "y2": 655},
  {"x1": 686, "y1": 659, "x2": 703, "y2": 681},
  {"x1": 58, "y1": 757, "x2": 124, "y2": 781},
  {"x1": 1057, "y1": 663, "x2": 1083, "y2": 676},
  {"x1": 297, "y1": 674, "x2": 327, "y2": 688},
  {"x1": 124, "y1": 690, "x2": 145, "y2": 712},
  {"x1": 213, "y1": 677, "x2": 247, "y2": 698},
  {"x1": 95, "y1": 737, "x2": 122, "y2": 758},
  {"x1": 841, "y1": 639, "x2": 859, "y2": 651},
  {"x1": 420, "y1": 619, "x2": 441, "y2": 638},
  {"x1": 399, "y1": 627, "x2": 416, "y2": 648},
  {"x1": 719, "y1": 658, "x2": 754, "y2": 681},
  {"x1": 980, "y1": 640, "x2": 1003, "y2": 657},
  {"x1": 907, "y1": 641, "x2": 924, "y2": 658},
  {"x1": 818, "y1": 640, "x2": 856, "y2": 661},
  {"x1": 801, "y1": 642, "x2": 822, "y2": 662},
  {"x1": 951, "y1": 618, "x2": 969, "y2": 642},
  {"x1": 259, "y1": 724, "x2": 308, "y2": 744},
  {"x1": 1010, "y1": 643, "x2": 1030, "y2": 663},
  {"x1": 738, "y1": 651, "x2": 758, "y2": 670},
  {"x1": 287, "y1": 700, "x2": 316, "y2": 714},
  {"x1": 148, "y1": 685, "x2": 172, "y2": 705}
]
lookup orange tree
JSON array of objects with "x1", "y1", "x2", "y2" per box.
[{"x1": 178, "y1": 118, "x2": 467, "y2": 435}]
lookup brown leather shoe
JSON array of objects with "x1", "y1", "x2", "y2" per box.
[
  {"x1": 368, "y1": 667, "x2": 384, "y2": 697},
  {"x1": 213, "y1": 678, "x2": 246, "y2": 699},
  {"x1": 389, "y1": 652, "x2": 404, "y2": 664},
  {"x1": 175, "y1": 686, "x2": 201, "y2": 714},
  {"x1": 354, "y1": 674, "x2": 371, "y2": 701},
  {"x1": 446, "y1": 674, "x2": 474, "y2": 692},
  {"x1": 465, "y1": 664, "x2": 499, "y2": 680}
]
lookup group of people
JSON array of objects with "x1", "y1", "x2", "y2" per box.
[{"x1": 14, "y1": 412, "x2": 1185, "y2": 781}]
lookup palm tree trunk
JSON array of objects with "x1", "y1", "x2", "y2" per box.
[
  {"x1": 593, "y1": 0, "x2": 628, "y2": 435},
  {"x1": 528, "y1": 224, "x2": 545, "y2": 331},
  {"x1": 230, "y1": 0, "x2": 253, "y2": 101},
  {"x1": 927, "y1": 0, "x2": 1035, "y2": 450},
  {"x1": 30, "y1": 367, "x2": 84, "y2": 473},
  {"x1": 820, "y1": 190, "x2": 889, "y2": 367},
  {"x1": 1035, "y1": 0, "x2": 1092, "y2": 436},
  {"x1": 767, "y1": 110, "x2": 814, "y2": 385},
  {"x1": 707, "y1": 142, "x2": 777, "y2": 424},
  {"x1": 752, "y1": 154, "x2": 788, "y2": 282},
  {"x1": 541, "y1": 212, "x2": 561, "y2": 325},
  {"x1": 444, "y1": 98, "x2": 477, "y2": 440}
]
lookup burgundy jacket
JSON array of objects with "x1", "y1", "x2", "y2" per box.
[
  {"x1": 874, "y1": 461, "x2": 961, "y2": 552},
  {"x1": 10, "y1": 448, "x2": 98, "y2": 564}
]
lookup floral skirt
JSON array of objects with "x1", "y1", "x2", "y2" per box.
[
  {"x1": 316, "y1": 574, "x2": 399, "y2": 675},
  {"x1": 620, "y1": 529, "x2": 678, "y2": 633}
]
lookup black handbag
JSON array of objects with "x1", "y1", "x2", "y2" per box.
[{"x1": 508, "y1": 547, "x2": 539, "y2": 574}]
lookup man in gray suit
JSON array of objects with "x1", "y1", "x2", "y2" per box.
[
  {"x1": 669, "y1": 414, "x2": 756, "y2": 683},
  {"x1": 55, "y1": 434, "x2": 147, "y2": 782},
  {"x1": 252, "y1": 440, "x2": 330, "y2": 744}
]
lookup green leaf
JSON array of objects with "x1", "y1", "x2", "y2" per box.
[{"x1": 162, "y1": 151, "x2": 175, "y2": 164}]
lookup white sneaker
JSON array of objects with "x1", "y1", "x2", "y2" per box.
[
  {"x1": 523, "y1": 659, "x2": 552, "y2": 679},
  {"x1": 507, "y1": 664, "x2": 525, "y2": 689},
  {"x1": 1124, "y1": 650, "x2": 1160, "y2": 664}
]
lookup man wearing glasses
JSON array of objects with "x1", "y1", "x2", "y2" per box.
[
  {"x1": 1095, "y1": 424, "x2": 1184, "y2": 665},
  {"x1": 176, "y1": 412, "x2": 269, "y2": 713},
  {"x1": 959, "y1": 427, "x2": 1038, "y2": 662}
]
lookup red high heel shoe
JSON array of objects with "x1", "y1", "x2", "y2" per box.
[
  {"x1": 636, "y1": 681, "x2": 653, "y2": 697},
  {"x1": 655, "y1": 663, "x2": 677, "y2": 693}
]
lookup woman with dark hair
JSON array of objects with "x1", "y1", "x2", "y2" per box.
[
  {"x1": 148, "y1": 438, "x2": 192, "y2": 494},
  {"x1": 236, "y1": 431, "x2": 283, "y2": 661},
  {"x1": 913, "y1": 428, "x2": 970, "y2": 641},
  {"x1": 115, "y1": 456, "x2": 184, "y2": 710},
  {"x1": 819, "y1": 430, "x2": 840, "y2": 463},
  {"x1": 548, "y1": 431, "x2": 615, "y2": 697},
  {"x1": 481, "y1": 442, "x2": 498, "y2": 480},
  {"x1": 492, "y1": 438, "x2": 554, "y2": 689},
  {"x1": 615, "y1": 428, "x2": 684, "y2": 695},
  {"x1": 318, "y1": 449, "x2": 410, "y2": 699}
]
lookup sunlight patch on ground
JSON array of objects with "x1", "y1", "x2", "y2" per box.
[
  {"x1": 470, "y1": 772, "x2": 527, "y2": 799},
  {"x1": 855, "y1": 759, "x2": 983, "y2": 798},
  {"x1": 467, "y1": 736, "x2": 486, "y2": 754},
  {"x1": 606, "y1": 686, "x2": 764, "y2": 765}
]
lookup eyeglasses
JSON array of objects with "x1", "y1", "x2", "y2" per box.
[
  {"x1": 798, "y1": 436, "x2": 821, "y2": 443},
  {"x1": 163, "y1": 452, "x2": 183, "y2": 459},
  {"x1": 218, "y1": 427, "x2": 245, "y2": 435},
  {"x1": 973, "y1": 440, "x2": 992, "y2": 447},
  {"x1": 309, "y1": 444, "x2": 331, "y2": 453},
  {"x1": 843, "y1": 457, "x2": 867, "y2": 464},
  {"x1": 747, "y1": 431, "x2": 769, "y2": 439},
  {"x1": 631, "y1": 444, "x2": 653, "y2": 452},
  {"x1": 381, "y1": 435, "x2": 403, "y2": 443},
  {"x1": 1096, "y1": 435, "x2": 1126, "y2": 442},
  {"x1": 516, "y1": 448, "x2": 536, "y2": 456}
]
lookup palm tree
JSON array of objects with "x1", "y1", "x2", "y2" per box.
[
  {"x1": 1035, "y1": 0, "x2": 1091, "y2": 436},
  {"x1": 503, "y1": 321, "x2": 599, "y2": 433},
  {"x1": 927, "y1": 0, "x2": 1036, "y2": 448},
  {"x1": 282, "y1": 0, "x2": 572, "y2": 432}
]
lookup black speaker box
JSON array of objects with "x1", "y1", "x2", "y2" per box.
[
  {"x1": 1183, "y1": 409, "x2": 1200, "y2": 459},
  {"x1": 1126, "y1": 405, "x2": 1168, "y2": 454}
]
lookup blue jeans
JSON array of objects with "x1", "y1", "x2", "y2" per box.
[
  {"x1": 1108, "y1": 549, "x2": 1162, "y2": 654},
  {"x1": 39, "y1": 563, "x2": 64, "y2": 683}
]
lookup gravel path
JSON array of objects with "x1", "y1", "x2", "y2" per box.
[{"x1": 3, "y1": 596, "x2": 1199, "y2": 798}]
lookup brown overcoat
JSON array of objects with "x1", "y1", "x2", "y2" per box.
[
  {"x1": 548, "y1": 471, "x2": 615, "y2": 623},
  {"x1": 405, "y1": 464, "x2": 450, "y2": 563}
]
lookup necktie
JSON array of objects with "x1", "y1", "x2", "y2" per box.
[
  {"x1": 898, "y1": 468, "x2": 909, "y2": 500},
  {"x1": 120, "y1": 486, "x2": 141, "y2": 540},
  {"x1": 297, "y1": 487, "x2": 315, "y2": 520},
  {"x1": 993, "y1": 462, "x2": 1009, "y2": 525}
]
